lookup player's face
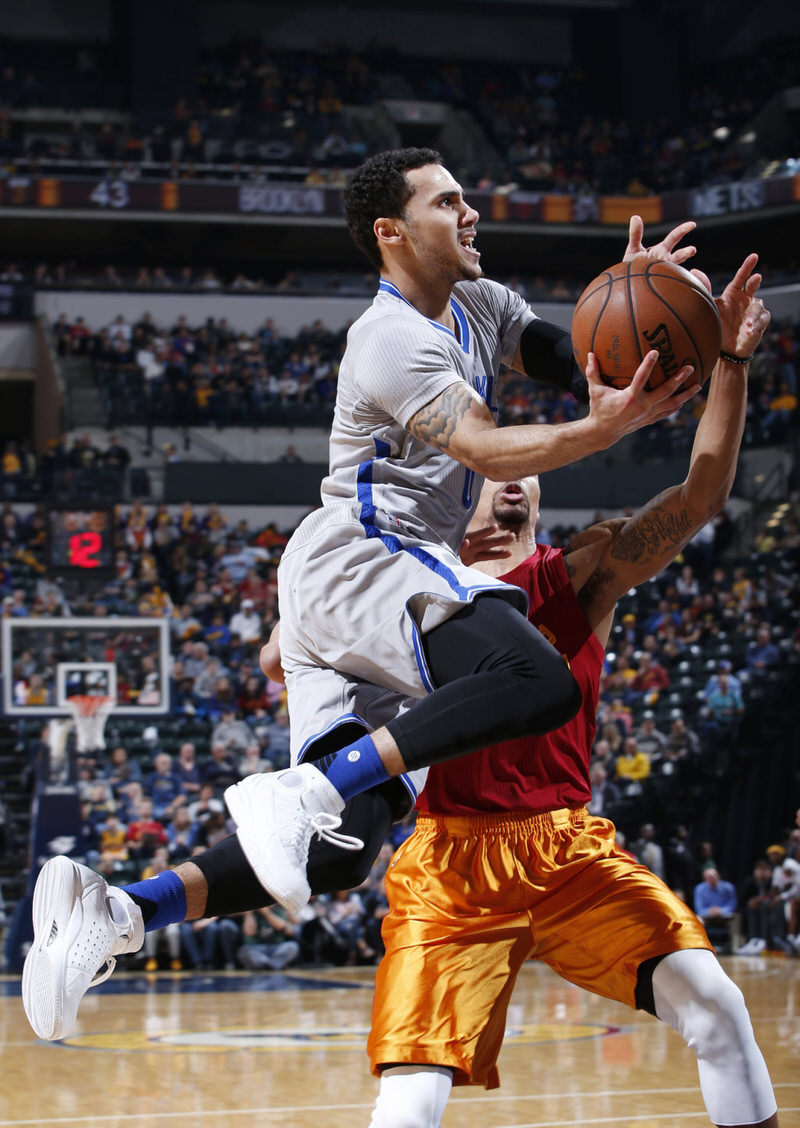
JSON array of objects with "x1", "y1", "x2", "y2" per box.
[
  {"x1": 491, "y1": 481, "x2": 533, "y2": 528},
  {"x1": 474, "y1": 476, "x2": 540, "y2": 530},
  {"x1": 400, "y1": 165, "x2": 481, "y2": 283}
]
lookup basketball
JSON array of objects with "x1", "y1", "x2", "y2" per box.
[{"x1": 570, "y1": 257, "x2": 722, "y2": 390}]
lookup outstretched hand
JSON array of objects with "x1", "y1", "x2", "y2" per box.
[
  {"x1": 710, "y1": 253, "x2": 771, "y2": 360},
  {"x1": 460, "y1": 524, "x2": 514, "y2": 567},
  {"x1": 624, "y1": 215, "x2": 697, "y2": 268}
]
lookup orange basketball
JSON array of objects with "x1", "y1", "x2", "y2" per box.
[{"x1": 570, "y1": 257, "x2": 721, "y2": 390}]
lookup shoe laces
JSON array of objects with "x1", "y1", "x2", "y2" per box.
[{"x1": 308, "y1": 810, "x2": 364, "y2": 852}]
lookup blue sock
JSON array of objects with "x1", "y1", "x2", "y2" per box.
[
  {"x1": 315, "y1": 733, "x2": 391, "y2": 801},
  {"x1": 123, "y1": 870, "x2": 187, "y2": 932}
]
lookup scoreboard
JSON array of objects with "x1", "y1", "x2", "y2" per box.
[{"x1": 45, "y1": 505, "x2": 115, "y2": 580}]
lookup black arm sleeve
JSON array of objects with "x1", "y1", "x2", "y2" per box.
[{"x1": 518, "y1": 319, "x2": 589, "y2": 404}]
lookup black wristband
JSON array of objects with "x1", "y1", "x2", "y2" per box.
[{"x1": 719, "y1": 350, "x2": 752, "y2": 365}]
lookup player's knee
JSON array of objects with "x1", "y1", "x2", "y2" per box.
[
  {"x1": 687, "y1": 975, "x2": 748, "y2": 1062},
  {"x1": 517, "y1": 659, "x2": 582, "y2": 733},
  {"x1": 368, "y1": 1066, "x2": 452, "y2": 1128},
  {"x1": 369, "y1": 1092, "x2": 442, "y2": 1128},
  {"x1": 331, "y1": 848, "x2": 375, "y2": 891},
  {"x1": 655, "y1": 950, "x2": 749, "y2": 1063}
]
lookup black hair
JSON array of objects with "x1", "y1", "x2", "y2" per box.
[{"x1": 343, "y1": 147, "x2": 443, "y2": 271}]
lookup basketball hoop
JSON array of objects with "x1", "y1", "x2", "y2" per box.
[{"x1": 66, "y1": 695, "x2": 116, "y2": 753}]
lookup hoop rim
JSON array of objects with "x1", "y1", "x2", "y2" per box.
[{"x1": 65, "y1": 694, "x2": 116, "y2": 717}]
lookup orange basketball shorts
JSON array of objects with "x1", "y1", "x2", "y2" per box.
[{"x1": 368, "y1": 807, "x2": 711, "y2": 1089}]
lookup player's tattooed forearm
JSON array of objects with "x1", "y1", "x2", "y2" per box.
[
  {"x1": 409, "y1": 383, "x2": 476, "y2": 450},
  {"x1": 610, "y1": 503, "x2": 693, "y2": 562}
]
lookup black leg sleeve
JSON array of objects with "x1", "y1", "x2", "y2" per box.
[
  {"x1": 193, "y1": 790, "x2": 393, "y2": 916},
  {"x1": 386, "y1": 594, "x2": 581, "y2": 773}
]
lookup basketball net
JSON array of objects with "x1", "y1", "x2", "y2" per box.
[{"x1": 66, "y1": 695, "x2": 116, "y2": 753}]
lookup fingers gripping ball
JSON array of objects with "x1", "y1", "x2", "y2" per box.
[{"x1": 571, "y1": 258, "x2": 722, "y2": 390}]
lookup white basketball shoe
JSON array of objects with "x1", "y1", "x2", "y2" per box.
[
  {"x1": 224, "y1": 764, "x2": 364, "y2": 915},
  {"x1": 22, "y1": 855, "x2": 144, "y2": 1040}
]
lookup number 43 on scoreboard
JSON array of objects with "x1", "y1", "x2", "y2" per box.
[{"x1": 90, "y1": 179, "x2": 130, "y2": 209}]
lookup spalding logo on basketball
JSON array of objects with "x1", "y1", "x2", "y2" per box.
[{"x1": 570, "y1": 257, "x2": 722, "y2": 390}]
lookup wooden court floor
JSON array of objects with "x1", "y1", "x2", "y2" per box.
[{"x1": 1, "y1": 956, "x2": 799, "y2": 1128}]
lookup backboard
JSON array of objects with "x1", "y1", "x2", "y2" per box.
[{"x1": 1, "y1": 616, "x2": 170, "y2": 716}]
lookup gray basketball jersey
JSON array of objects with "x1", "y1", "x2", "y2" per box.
[
  {"x1": 317, "y1": 277, "x2": 536, "y2": 552},
  {"x1": 278, "y1": 278, "x2": 535, "y2": 790}
]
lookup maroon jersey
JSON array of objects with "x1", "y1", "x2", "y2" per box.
[{"x1": 418, "y1": 545, "x2": 604, "y2": 816}]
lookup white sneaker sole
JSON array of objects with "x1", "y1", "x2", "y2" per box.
[
  {"x1": 22, "y1": 855, "x2": 80, "y2": 1040},
  {"x1": 224, "y1": 779, "x2": 311, "y2": 915}
]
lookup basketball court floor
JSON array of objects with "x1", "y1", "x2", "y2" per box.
[{"x1": 1, "y1": 956, "x2": 799, "y2": 1127}]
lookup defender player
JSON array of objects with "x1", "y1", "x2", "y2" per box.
[{"x1": 366, "y1": 261, "x2": 777, "y2": 1127}]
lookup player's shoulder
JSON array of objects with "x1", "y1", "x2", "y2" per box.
[
  {"x1": 452, "y1": 277, "x2": 516, "y2": 313},
  {"x1": 347, "y1": 292, "x2": 450, "y2": 361},
  {"x1": 503, "y1": 544, "x2": 565, "y2": 586}
]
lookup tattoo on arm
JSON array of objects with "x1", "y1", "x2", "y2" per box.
[
  {"x1": 611, "y1": 501, "x2": 693, "y2": 563},
  {"x1": 408, "y1": 382, "x2": 479, "y2": 451}
]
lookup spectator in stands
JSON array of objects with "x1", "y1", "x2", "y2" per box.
[
  {"x1": 631, "y1": 823, "x2": 666, "y2": 880},
  {"x1": 97, "y1": 811, "x2": 128, "y2": 863},
  {"x1": 229, "y1": 597, "x2": 262, "y2": 644},
  {"x1": 630, "y1": 651, "x2": 671, "y2": 704},
  {"x1": 770, "y1": 853, "x2": 800, "y2": 956},
  {"x1": 165, "y1": 805, "x2": 197, "y2": 864},
  {"x1": 323, "y1": 889, "x2": 376, "y2": 965},
  {"x1": 186, "y1": 781, "x2": 223, "y2": 827},
  {"x1": 194, "y1": 656, "x2": 227, "y2": 701},
  {"x1": 200, "y1": 740, "x2": 241, "y2": 795},
  {"x1": 211, "y1": 708, "x2": 254, "y2": 754},
  {"x1": 172, "y1": 602, "x2": 203, "y2": 643},
  {"x1": 195, "y1": 805, "x2": 230, "y2": 850},
  {"x1": 666, "y1": 710, "x2": 701, "y2": 759},
  {"x1": 238, "y1": 906, "x2": 301, "y2": 970},
  {"x1": 693, "y1": 866, "x2": 738, "y2": 954},
  {"x1": 262, "y1": 707, "x2": 291, "y2": 766},
  {"x1": 180, "y1": 911, "x2": 230, "y2": 970},
  {"x1": 104, "y1": 745, "x2": 142, "y2": 796},
  {"x1": 675, "y1": 564, "x2": 700, "y2": 606},
  {"x1": 645, "y1": 598, "x2": 682, "y2": 636},
  {"x1": 125, "y1": 796, "x2": 168, "y2": 858},
  {"x1": 587, "y1": 761, "x2": 620, "y2": 818},
  {"x1": 237, "y1": 673, "x2": 271, "y2": 716},
  {"x1": 174, "y1": 741, "x2": 201, "y2": 796},
  {"x1": 633, "y1": 711, "x2": 668, "y2": 764},
  {"x1": 702, "y1": 658, "x2": 742, "y2": 700},
  {"x1": 238, "y1": 740, "x2": 273, "y2": 778},
  {"x1": 614, "y1": 735, "x2": 651, "y2": 795},
  {"x1": 145, "y1": 752, "x2": 185, "y2": 822},
  {"x1": 738, "y1": 858, "x2": 780, "y2": 954},
  {"x1": 745, "y1": 623, "x2": 780, "y2": 676},
  {"x1": 702, "y1": 668, "x2": 745, "y2": 773}
]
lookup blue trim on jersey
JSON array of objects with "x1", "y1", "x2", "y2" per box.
[
  {"x1": 356, "y1": 436, "x2": 508, "y2": 695},
  {"x1": 398, "y1": 771, "x2": 419, "y2": 803},
  {"x1": 450, "y1": 297, "x2": 470, "y2": 353},
  {"x1": 378, "y1": 279, "x2": 469, "y2": 354},
  {"x1": 297, "y1": 712, "x2": 370, "y2": 764},
  {"x1": 409, "y1": 615, "x2": 435, "y2": 694}
]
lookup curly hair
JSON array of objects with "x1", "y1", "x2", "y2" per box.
[{"x1": 344, "y1": 147, "x2": 443, "y2": 272}]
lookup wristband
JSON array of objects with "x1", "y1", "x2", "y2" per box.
[{"x1": 719, "y1": 350, "x2": 752, "y2": 365}]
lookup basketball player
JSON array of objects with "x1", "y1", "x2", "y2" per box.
[
  {"x1": 218, "y1": 147, "x2": 709, "y2": 917},
  {"x1": 366, "y1": 261, "x2": 777, "y2": 1127},
  {"x1": 21, "y1": 149, "x2": 703, "y2": 1041}
]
